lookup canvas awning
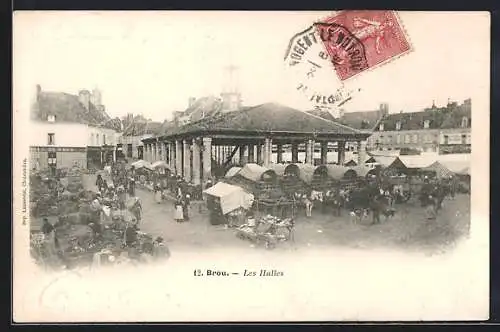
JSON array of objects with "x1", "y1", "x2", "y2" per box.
[
  {"x1": 267, "y1": 163, "x2": 287, "y2": 176},
  {"x1": 349, "y1": 165, "x2": 373, "y2": 177},
  {"x1": 151, "y1": 160, "x2": 172, "y2": 171},
  {"x1": 325, "y1": 165, "x2": 356, "y2": 180},
  {"x1": 238, "y1": 163, "x2": 277, "y2": 182},
  {"x1": 294, "y1": 164, "x2": 317, "y2": 184},
  {"x1": 456, "y1": 166, "x2": 470, "y2": 176},
  {"x1": 203, "y1": 182, "x2": 255, "y2": 215},
  {"x1": 399, "y1": 155, "x2": 435, "y2": 169},
  {"x1": 131, "y1": 160, "x2": 153, "y2": 170},
  {"x1": 420, "y1": 161, "x2": 454, "y2": 178},
  {"x1": 224, "y1": 167, "x2": 242, "y2": 179}
]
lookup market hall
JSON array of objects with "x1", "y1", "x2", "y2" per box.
[{"x1": 141, "y1": 103, "x2": 371, "y2": 186}]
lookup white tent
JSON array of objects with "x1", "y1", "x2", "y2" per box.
[
  {"x1": 131, "y1": 160, "x2": 152, "y2": 169},
  {"x1": 203, "y1": 182, "x2": 254, "y2": 215}
]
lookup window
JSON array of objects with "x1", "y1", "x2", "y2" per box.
[
  {"x1": 423, "y1": 120, "x2": 430, "y2": 129},
  {"x1": 47, "y1": 133, "x2": 55, "y2": 145},
  {"x1": 48, "y1": 152, "x2": 57, "y2": 166},
  {"x1": 90, "y1": 133, "x2": 94, "y2": 146},
  {"x1": 387, "y1": 135, "x2": 392, "y2": 144},
  {"x1": 47, "y1": 115, "x2": 56, "y2": 123},
  {"x1": 444, "y1": 135, "x2": 449, "y2": 145},
  {"x1": 96, "y1": 134, "x2": 100, "y2": 145},
  {"x1": 412, "y1": 134, "x2": 418, "y2": 143},
  {"x1": 103, "y1": 134, "x2": 106, "y2": 145},
  {"x1": 396, "y1": 121, "x2": 401, "y2": 131},
  {"x1": 461, "y1": 117, "x2": 468, "y2": 128},
  {"x1": 461, "y1": 134, "x2": 467, "y2": 144},
  {"x1": 379, "y1": 123, "x2": 384, "y2": 131},
  {"x1": 396, "y1": 134, "x2": 401, "y2": 144},
  {"x1": 404, "y1": 134, "x2": 411, "y2": 144}
]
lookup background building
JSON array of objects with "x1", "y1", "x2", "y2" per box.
[
  {"x1": 29, "y1": 85, "x2": 122, "y2": 171},
  {"x1": 119, "y1": 114, "x2": 163, "y2": 160},
  {"x1": 369, "y1": 99, "x2": 471, "y2": 155}
]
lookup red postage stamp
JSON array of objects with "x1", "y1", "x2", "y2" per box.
[{"x1": 316, "y1": 10, "x2": 412, "y2": 81}]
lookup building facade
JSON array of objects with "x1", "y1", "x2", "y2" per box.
[
  {"x1": 369, "y1": 99, "x2": 471, "y2": 155},
  {"x1": 29, "y1": 86, "x2": 121, "y2": 171}
]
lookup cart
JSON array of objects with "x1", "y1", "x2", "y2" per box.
[{"x1": 236, "y1": 215, "x2": 295, "y2": 249}]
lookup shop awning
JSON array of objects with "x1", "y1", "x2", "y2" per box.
[{"x1": 203, "y1": 182, "x2": 255, "y2": 215}]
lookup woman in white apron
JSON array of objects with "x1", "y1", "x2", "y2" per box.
[
  {"x1": 154, "y1": 183, "x2": 162, "y2": 204},
  {"x1": 174, "y1": 197, "x2": 184, "y2": 222}
]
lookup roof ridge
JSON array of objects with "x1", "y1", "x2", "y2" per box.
[{"x1": 296, "y1": 107, "x2": 363, "y2": 133}]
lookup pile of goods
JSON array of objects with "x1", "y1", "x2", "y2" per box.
[
  {"x1": 29, "y1": 167, "x2": 164, "y2": 270},
  {"x1": 236, "y1": 214, "x2": 294, "y2": 249}
]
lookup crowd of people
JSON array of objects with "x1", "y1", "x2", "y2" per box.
[{"x1": 287, "y1": 173, "x2": 461, "y2": 225}]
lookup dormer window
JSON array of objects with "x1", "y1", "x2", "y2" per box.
[
  {"x1": 461, "y1": 116, "x2": 469, "y2": 128},
  {"x1": 396, "y1": 121, "x2": 401, "y2": 131},
  {"x1": 423, "y1": 120, "x2": 430, "y2": 129},
  {"x1": 379, "y1": 123, "x2": 384, "y2": 131},
  {"x1": 47, "y1": 115, "x2": 56, "y2": 123}
]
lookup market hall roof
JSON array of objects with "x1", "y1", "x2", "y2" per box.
[{"x1": 160, "y1": 103, "x2": 369, "y2": 140}]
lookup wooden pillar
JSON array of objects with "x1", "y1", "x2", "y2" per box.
[
  {"x1": 357, "y1": 140, "x2": 367, "y2": 166},
  {"x1": 263, "y1": 138, "x2": 272, "y2": 167},
  {"x1": 337, "y1": 141, "x2": 346, "y2": 166},
  {"x1": 256, "y1": 144, "x2": 263, "y2": 165},
  {"x1": 248, "y1": 144, "x2": 255, "y2": 163},
  {"x1": 192, "y1": 138, "x2": 201, "y2": 185},
  {"x1": 306, "y1": 139, "x2": 314, "y2": 165},
  {"x1": 276, "y1": 143, "x2": 283, "y2": 164},
  {"x1": 291, "y1": 142, "x2": 299, "y2": 163},
  {"x1": 183, "y1": 139, "x2": 191, "y2": 182},
  {"x1": 176, "y1": 140, "x2": 183, "y2": 176},
  {"x1": 239, "y1": 145, "x2": 248, "y2": 165},
  {"x1": 320, "y1": 141, "x2": 328, "y2": 165},
  {"x1": 202, "y1": 137, "x2": 212, "y2": 183}
]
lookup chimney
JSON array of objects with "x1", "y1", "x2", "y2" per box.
[
  {"x1": 221, "y1": 92, "x2": 242, "y2": 112},
  {"x1": 91, "y1": 88, "x2": 102, "y2": 106},
  {"x1": 36, "y1": 84, "x2": 41, "y2": 101},
  {"x1": 379, "y1": 102, "x2": 389, "y2": 115},
  {"x1": 188, "y1": 97, "x2": 196, "y2": 108},
  {"x1": 78, "y1": 90, "x2": 91, "y2": 110}
]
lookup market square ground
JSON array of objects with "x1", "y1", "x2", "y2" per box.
[{"x1": 82, "y1": 173, "x2": 470, "y2": 255}]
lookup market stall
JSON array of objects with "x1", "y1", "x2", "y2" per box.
[
  {"x1": 236, "y1": 215, "x2": 295, "y2": 249},
  {"x1": 224, "y1": 166, "x2": 242, "y2": 179},
  {"x1": 229, "y1": 163, "x2": 279, "y2": 198},
  {"x1": 203, "y1": 181, "x2": 255, "y2": 226}
]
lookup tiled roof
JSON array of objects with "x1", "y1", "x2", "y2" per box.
[
  {"x1": 340, "y1": 110, "x2": 384, "y2": 130},
  {"x1": 306, "y1": 108, "x2": 336, "y2": 122},
  {"x1": 32, "y1": 91, "x2": 117, "y2": 130},
  {"x1": 166, "y1": 103, "x2": 365, "y2": 137},
  {"x1": 183, "y1": 96, "x2": 223, "y2": 122},
  {"x1": 123, "y1": 120, "x2": 163, "y2": 136},
  {"x1": 375, "y1": 100, "x2": 471, "y2": 132}
]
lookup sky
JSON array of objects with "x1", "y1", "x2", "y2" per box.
[{"x1": 14, "y1": 11, "x2": 490, "y2": 122}]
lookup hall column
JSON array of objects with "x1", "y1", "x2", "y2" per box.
[
  {"x1": 183, "y1": 139, "x2": 191, "y2": 182},
  {"x1": 276, "y1": 143, "x2": 283, "y2": 164},
  {"x1": 112, "y1": 149, "x2": 116, "y2": 163},
  {"x1": 175, "y1": 140, "x2": 183, "y2": 176},
  {"x1": 357, "y1": 140, "x2": 367, "y2": 166},
  {"x1": 256, "y1": 143, "x2": 263, "y2": 165},
  {"x1": 306, "y1": 139, "x2": 314, "y2": 165},
  {"x1": 320, "y1": 141, "x2": 328, "y2": 165},
  {"x1": 239, "y1": 145, "x2": 248, "y2": 165},
  {"x1": 192, "y1": 138, "x2": 201, "y2": 185},
  {"x1": 263, "y1": 138, "x2": 272, "y2": 167},
  {"x1": 202, "y1": 137, "x2": 212, "y2": 183},
  {"x1": 248, "y1": 144, "x2": 255, "y2": 163},
  {"x1": 337, "y1": 141, "x2": 346, "y2": 166},
  {"x1": 291, "y1": 142, "x2": 299, "y2": 163}
]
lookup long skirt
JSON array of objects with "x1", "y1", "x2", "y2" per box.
[
  {"x1": 174, "y1": 205, "x2": 184, "y2": 221},
  {"x1": 154, "y1": 191, "x2": 162, "y2": 204},
  {"x1": 425, "y1": 204, "x2": 436, "y2": 219}
]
